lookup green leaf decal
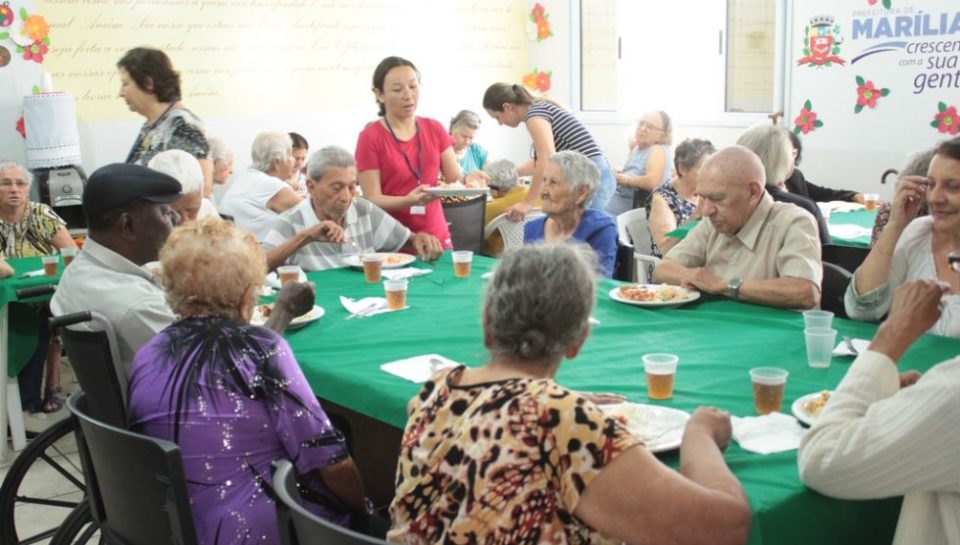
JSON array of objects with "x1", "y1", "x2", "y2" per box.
[
  {"x1": 855, "y1": 104, "x2": 863, "y2": 114},
  {"x1": 931, "y1": 120, "x2": 941, "y2": 128},
  {"x1": 32, "y1": 85, "x2": 40, "y2": 94},
  {"x1": 856, "y1": 75, "x2": 865, "y2": 86},
  {"x1": 880, "y1": 88, "x2": 890, "y2": 96},
  {"x1": 814, "y1": 120, "x2": 824, "y2": 127},
  {"x1": 940, "y1": 102, "x2": 948, "y2": 112},
  {"x1": 804, "y1": 99, "x2": 812, "y2": 110},
  {"x1": 19, "y1": 7, "x2": 27, "y2": 19}
]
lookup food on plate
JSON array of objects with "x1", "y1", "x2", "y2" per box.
[
  {"x1": 803, "y1": 390, "x2": 831, "y2": 417},
  {"x1": 256, "y1": 303, "x2": 273, "y2": 318},
  {"x1": 437, "y1": 181, "x2": 468, "y2": 189},
  {"x1": 383, "y1": 254, "x2": 406, "y2": 266},
  {"x1": 618, "y1": 284, "x2": 692, "y2": 302}
]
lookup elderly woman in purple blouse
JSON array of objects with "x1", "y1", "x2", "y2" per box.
[{"x1": 127, "y1": 217, "x2": 365, "y2": 545}]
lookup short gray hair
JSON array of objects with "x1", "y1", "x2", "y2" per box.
[
  {"x1": 0, "y1": 161, "x2": 30, "y2": 186},
  {"x1": 736, "y1": 125, "x2": 792, "y2": 187},
  {"x1": 208, "y1": 137, "x2": 232, "y2": 163},
  {"x1": 674, "y1": 138, "x2": 716, "y2": 176},
  {"x1": 484, "y1": 159, "x2": 518, "y2": 190},
  {"x1": 306, "y1": 146, "x2": 356, "y2": 182},
  {"x1": 449, "y1": 110, "x2": 481, "y2": 133},
  {"x1": 548, "y1": 151, "x2": 599, "y2": 208},
  {"x1": 250, "y1": 132, "x2": 292, "y2": 173},
  {"x1": 148, "y1": 150, "x2": 203, "y2": 194},
  {"x1": 900, "y1": 148, "x2": 936, "y2": 178},
  {"x1": 484, "y1": 244, "x2": 596, "y2": 364}
]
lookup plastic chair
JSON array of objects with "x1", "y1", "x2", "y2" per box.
[
  {"x1": 67, "y1": 392, "x2": 198, "y2": 545},
  {"x1": 821, "y1": 262, "x2": 852, "y2": 319},
  {"x1": 482, "y1": 208, "x2": 545, "y2": 251},
  {"x1": 615, "y1": 209, "x2": 661, "y2": 283},
  {"x1": 442, "y1": 197, "x2": 486, "y2": 253},
  {"x1": 272, "y1": 460, "x2": 389, "y2": 545}
]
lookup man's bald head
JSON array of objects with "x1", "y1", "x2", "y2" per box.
[{"x1": 696, "y1": 146, "x2": 767, "y2": 235}]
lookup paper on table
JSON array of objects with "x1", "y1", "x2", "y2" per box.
[
  {"x1": 828, "y1": 224, "x2": 873, "y2": 240},
  {"x1": 833, "y1": 338, "x2": 870, "y2": 357},
  {"x1": 381, "y1": 268, "x2": 432, "y2": 280},
  {"x1": 823, "y1": 201, "x2": 866, "y2": 213},
  {"x1": 731, "y1": 413, "x2": 807, "y2": 455},
  {"x1": 18, "y1": 269, "x2": 46, "y2": 278},
  {"x1": 381, "y1": 354, "x2": 459, "y2": 383},
  {"x1": 339, "y1": 296, "x2": 407, "y2": 317}
]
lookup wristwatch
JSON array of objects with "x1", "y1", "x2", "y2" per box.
[{"x1": 727, "y1": 277, "x2": 743, "y2": 299}]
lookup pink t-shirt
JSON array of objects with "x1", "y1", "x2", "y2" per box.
[{"x1": 355, "y1": 116, "x2": 453, "y2": 248}]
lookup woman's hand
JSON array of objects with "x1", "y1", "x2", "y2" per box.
[
  {"x1": 505, "y1": 200, "x2": 533, "y2": 222},
  {"x1": 889, "y1": 176, "x2": 928, "y2": 229},
  {"x1": 684, "y1": 406, "x2": 733, "y2": 452},
  {"x1": 406, "y1": 185, "x2": 437, "y2": 207},
  {"x1": 464, "y1": 171, "x2": 490, "y2": 188}
]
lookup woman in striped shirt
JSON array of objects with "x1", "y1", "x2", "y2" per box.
[{"x1": 483, "y1": 83, "x2": 615, "y2": 220}]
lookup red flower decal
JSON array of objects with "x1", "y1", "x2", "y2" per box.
[
  {"x1": 15, "y1": 116, "x2": 25, "y2": 139},
  {"x1": 535, "y1": 71, "x2": 551, "y2": 93},
  {"x1": 529, "y1": 2, "x2": 553, "y2": 41},
  {"x1": 21, "y1": 40, "x2": 48, "y2": 63},
  {"x1": 931, "y1": 102, "x2": 959, "y2": 135},
  {"x1": 793, "y1": 99, "x2": 824, "y2": 135},
  {"x1": 854, "y1": 76, "x2": 889, "y2": 113},
  {"x1": 522, "y1": 69, "x2": 552, "y2": 93}
]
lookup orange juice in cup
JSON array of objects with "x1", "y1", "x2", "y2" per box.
[
  {"x1": 749, "y1": 367, "x2": 788, "y2": 415},
  {"x1": 384, "y1": 278, "x2": 408, "y2": 310},
  {"x1": 61, "y1": 247, "x2": 78, "y2": 266},
  {"x1": 362, "y1": 255, "x2": 384, "y2": 283},
  {"x1": 863, "y1": 193, "x2": 879, "y2": 212},
  {"x1": 643, "y1": 354, "x2": 678, "y2": 400},
  {"x1": 452, "y1": 251, "x2": 473, "y2": 278},
  {"x1": 277, "y1": 265, "x2": 302, "y2": 286},
  {"x1": 41, "y1": 255, "x2": 59, "y2": 276}
]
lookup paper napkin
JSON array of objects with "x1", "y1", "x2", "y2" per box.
[
  {"x1": 731, "y1": 413, "x2": 807, "y2": 455},
  {"x1": 832, "y1": 338, "x2": 870, "y2": 357},
  {"x1": 827, "y1": 224, "x2": 873, "y2": 240},
  {"x1": 380, "y1": 354, "x2": 459, "y2": 383},
  {"x1": 381, "y1": 267, "x2": 432, "y2": 280},
  {"x1": 18, "y1": 269, "x2": 45, "y2": 278},
  {"x1": 339, "y1": 296, "x2": 407, "y2": 318}
]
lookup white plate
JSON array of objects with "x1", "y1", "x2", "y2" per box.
[
  {"x1": 342, "y1": 253, "x2": 416, "y2": 269},
  {"x1": 608, "y1": 285, "x2": 700, "y2": 308},
  {"x1": 601, "y1": 403, "x2": 691, "y2": 453},
  {"x1": 424, "y1": 187, "x2": 490, "y2": 197},
  {"x1": 251, "y1": 305, "x2": 324, "y2": 329},
  {"x1": 791, "y1": 391, "x2": 832, "y2": 427}
]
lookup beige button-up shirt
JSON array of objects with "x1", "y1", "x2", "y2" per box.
[{"x1": 664, "y1": 193, "x2": 822, "y2": 286}]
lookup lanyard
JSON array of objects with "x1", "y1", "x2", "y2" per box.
[{"x1": 383, "y1": 117, "x2": 423, "y2": 185}]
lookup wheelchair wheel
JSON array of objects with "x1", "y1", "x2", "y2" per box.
[
  {"x1": 0, "y1": 418, "x2": 86, "y2": 545},
  {"x1": 51, "y1": 503, "x2": 101, "y2": 545}
]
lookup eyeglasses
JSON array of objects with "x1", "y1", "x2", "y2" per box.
[
  {"x1": 0, "y1": 180, "x2": 29, "y2": 189},
  {"x1": 949, "y1": 252, "x2": 960, "y2": 273},
  {"x1": 637, "y1": 120, "x2": 665, "y2": 132}
]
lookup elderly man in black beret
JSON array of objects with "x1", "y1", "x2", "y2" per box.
[{"x1": 52, "y1": 163, "x2": 312, "y2": 371}]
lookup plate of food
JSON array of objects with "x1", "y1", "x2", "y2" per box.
[
  {"x1": 791, "y1": 390, "x2": 832, "y2": 427},
  {"x1": 609, "y1": 284, "x2": 700, "y2": 308},
  {"x1": 251, "y1": 304, "x2": 325, "y2": 329},
  {"x1": 424, "y1": 182, "x2": 490, "y2": 197},
  {"x1": 601, "y1": 403, "x2": 690, "y2": 453},
  {"x1": 342, "y1": 253, "x2": 416, "y2": 269}
]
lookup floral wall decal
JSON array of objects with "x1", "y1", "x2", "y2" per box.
[
  {"x1": 867, "y1": 0, "x2": 892, "y2": 8},
  {"x1": 0, "y1": 6, "x2": 50, "y2": 64},
  {"x1": 522, "y1": 68, "x2": 551, "y2": 93},
  {"x1": 793, "y1": 99, "x2": 823, "y2": 135},
  {"x1": 931, "y1": 102, "x2": 958, "y2": 135},
  {"x1": 0, "y1": 2, "x2": 13, "y2": 27},
  {"x1": 854, "y1": 76, "x2": 889, "y2": 113},
  {"x1": 529, "y1": 3, "x2": 552, "y2": 42}
]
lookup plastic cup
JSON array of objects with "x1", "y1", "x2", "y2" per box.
[
  {"x1": 802, "y1": 310, "x2": 834, "y2": 329},
  {"x1": 384, "y1": 278, "x2": 408, "y2": 310},
  {"x1": 864, "y1": 193, "x2": 879, "y2": 212},
  {"x1": 277, "y1": 265, "x2": 302, "y2": 286},
  {"x1": 750, "y1": 367, "x2": 788, "y2": 415},
  {"x1": 60, "y1": 247, "x2": 78, "y2": 267},
  {"x1": 643, "y1": 353, "x2": 678, "y2": 400},
  {"x1": 805, "y1": 328, "x2": 837, "y2": 369},
  {"x1": 41, "y1": 255, "x2": 59, "y2": 276},
  {"x1": 362, "y1": 255, "x2": 384, "y2": 283},
  {"x1": 452, "y1": 251, "x2": 473, "y2": 278}
]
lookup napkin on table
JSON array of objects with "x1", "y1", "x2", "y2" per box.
[
  {"x1": 380, "y1": 354, "x2": 459, "y2": 383},
  {"x1": 340, "y1": 296, "x2": 405, "y2": 317},
  {"x1": 827, "y1": 224, "x2": 872, "y2": 240},
  {"x1": 731, "y1": 413, "x2": 807, "y2": 455},
  {"x1": 832, "y1": 338, "x2": 870, "y2": 357},
  {"x1": 381, "y1": 267, "x2": 432, "y2": 280},
  {"x1": 19, "y1": 269, "x2": 46, "y2": 278}
]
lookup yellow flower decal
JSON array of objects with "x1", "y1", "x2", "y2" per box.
[{"x1": 23, "y1": 14, "x2": 49, "y2": 42}]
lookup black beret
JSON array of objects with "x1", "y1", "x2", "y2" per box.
[{"x1": 83, "y1": 163, "x2": 182, "y2": 220}]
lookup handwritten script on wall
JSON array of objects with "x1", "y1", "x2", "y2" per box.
[{"x1": 38, "y1": 0, "x2": 527, "y2": 120}]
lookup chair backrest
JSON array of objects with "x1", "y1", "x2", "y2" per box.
[
  {"x1": 616, "y1": 208, "x2": 654, "y2": 256},
  {"x1": 821, "y1": 262, "x2": 852, "y2": 318},
  {"x1": 442, "y1": 197, "x2": 486, "y2": 253},
  {"x1": 483, "y1": 208, "x2": 545, "y2": 251},
  {"x1": 67, "y1": 392, "x2": 198, "y2": 545},
  {"x1": 272, "y1": 460, "x2": 389, "y2": 545},
  {"x1": 51, "y1": 311, "x2": 128, "y2": 428}
]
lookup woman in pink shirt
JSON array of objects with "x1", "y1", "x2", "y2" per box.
[{"x1": 355, "y1": 56, "x2": 461, "y2": 249}]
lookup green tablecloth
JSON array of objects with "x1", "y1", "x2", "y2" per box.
[
  {"x1": 287, "y1": 252, "x2": 959, "y2": 545},
  {"x1": 666, "y1": 209, "x2": 878, "y2": 248},
  {"x1": 1, "y1": 256, "x2": 62, "y2": 377}
]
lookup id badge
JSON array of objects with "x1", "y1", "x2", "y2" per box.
[{"x1": 411, "y1": 205, "x2": 426, "y2": 215}]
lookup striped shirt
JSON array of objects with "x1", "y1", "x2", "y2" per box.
[
  {"x1": 524, "y1": 102, "x2": 603, "y2": 159},
  {"x1": 262, "y1": 198, "x2": 411, "y2": 271}
]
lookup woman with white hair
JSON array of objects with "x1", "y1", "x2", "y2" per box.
[
  {"x1": 481, "y1": 159, "x2": 529, "y2": 256},
  {"x1": 449, "y1": 110, "x2": 488, "y2": 176},
  {"x1": 737, "y1": 124, "x2": 830, "y2": 245},
  {"x1": 522, "y1": 151, "x2": 617, "y2": 277},
  {"x1": 148, "y1": 149, "x2": 216, "y2": 222},
  {"x1": 208, "y1": 137, "x2": 234, "y2": 186},
  {"x1": 219, "y1": 132, "x2": 302, "y2": 241}
]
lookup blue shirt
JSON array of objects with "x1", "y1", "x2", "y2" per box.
[
  {"x1": 458, "y1": 143, "x2": 488, "y2": 174},
  {"x1": 523, "y1": 208, "x2": 617, "y2": 277}
]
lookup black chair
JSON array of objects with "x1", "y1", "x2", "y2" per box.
[
  {"x1": 272, "y1": 460, "x2": 389, "y2": 545},
  {"x1": 50, "y1": 310, "x2": 128, "y2": 428},
  {"x1": 442, "y1": 197, "x2": 486, "y2": 254},
  {"x1": 822, "y1": 262, "x2": 853, "y2": 319},
  {"x1": 822, "y1": 244, "x2": 870, "y2": 275},
  {"x1": 67, "y1": 392, "x2": 198, "y2": 545}
]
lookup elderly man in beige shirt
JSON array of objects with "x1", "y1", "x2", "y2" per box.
[{"x1": 653, "y1": 146, "x2": 822, "y2": 310}]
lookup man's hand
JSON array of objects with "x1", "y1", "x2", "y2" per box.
[
  {"x1": 505, "y1": 200, "x2": 533, "y2": 222},
  {"x1": 680, "y1": 267, "x2": 727, "y2": 295},
  {"x1": 305, "y1": 221, "x2": 345, "y2": 244},
  {"x1": 869, "y1": 280, "x2": 947, "y2": 362},
  {"x1": 265, "y1": 281, "x2": 316, "y2": 334},
  {"x1": 684, "y1": 406, "x2": 733, "y2": 452},
  {"x1": 410, "y1": 232, "x2": 443, "y2": 262},
  {"x1": 899, "y1": 370, "x2": 922, "y2": 389}
]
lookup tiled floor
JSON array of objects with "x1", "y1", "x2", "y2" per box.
[{"x1": 1, "y1": 359, "x2": 84, "y2": 544}]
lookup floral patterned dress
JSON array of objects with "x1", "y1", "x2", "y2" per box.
[
  {"x1": 389, "y1": 366, "x2": 641, "y2": 545},
  {"x1": 645, "y1": 182, "x2": 696, "y2": 258}
]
